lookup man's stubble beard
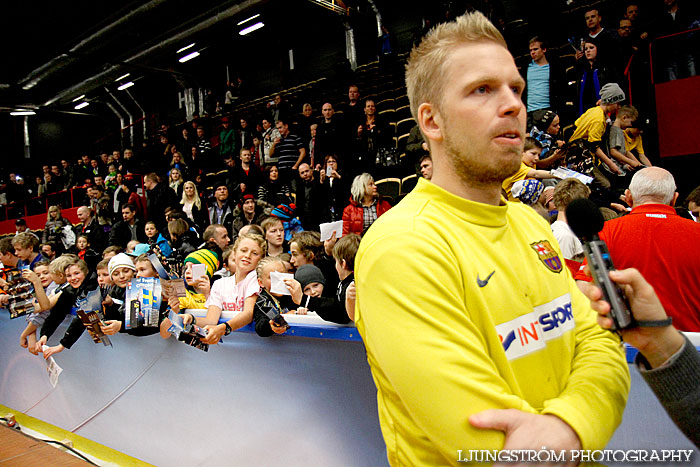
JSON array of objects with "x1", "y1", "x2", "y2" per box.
[{"x1": 442, "y1": 124, "x2": 521, "y2": 191}]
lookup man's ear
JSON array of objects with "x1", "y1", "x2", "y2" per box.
[
  {"x1": 417, "y1": 102, "x2": 442, "y2": 143},
  {"x1": 671, "y1": 192, "x2": 679, "y2": 207},
  {"x1": 624, "y1": 189, "x2": 633, "y2": 207},
  {"x1": 341, "y1": 259, "x2": 348, "y2": 270}
]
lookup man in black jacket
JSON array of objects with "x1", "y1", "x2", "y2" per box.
[
  {"x1": 144, "y1": 173, "x2": 178, "y2": 231},
  {"x1": 293, "y1": 163, "x2": 328, "y2": 232},
  {"x1": 109, "y1": 203, "x2": 148, "y2": 248}
]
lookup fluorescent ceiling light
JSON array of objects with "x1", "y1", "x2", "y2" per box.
[
  {"x1": 72, "y1": 94, "x2": 86, "y2": 102},
  {"x1": 117, "y1": 81, "x2": 135, "y2": 91},
  {"x1": 177, "y1": 43, "x2": 195, "y2": 53},
  {"x1": 239, "y1": 22, "x2": 264, "y2": 36},
  {"x1": 75, "y1": 102, "x2": 89, "y2": 110},
  {"x1": 237, "y1": 14, "x2": 260, "y2": 26},
  {"x1": 116, "y1": 73, "x2": 130, "y2": 81},
  {"x1": 10, "y1": 111, "x2": 36, "y2": 116},
  {"x1": 178, "y1": 51, "x2": 200, "y2": 63}
]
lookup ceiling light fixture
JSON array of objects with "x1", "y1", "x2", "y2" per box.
[
  {"x1": 10, "y1": 110, "x2": 36, "y2": 116},
  {"x1": 72, "y1": 94, "x2": 86, "y2": 102},
  {"x1": 75, "y1": 102, "x2": 89, "y2": 110},
  {"x1": 116, "y1": 73, "x2": 130, "y2": 81},
  {"x1": 177, "y1": 43, "x2": 195, "y2": 53},
  {"x1": 178, "y1": 51, "x2": 200, "y2": 63},
  {"x1": 237, "y1": 14, "x2": 260, "y2": 26},
  {"x1": 117, "y1": 81, "x2": 135, "y2": 91},
  {"x1": 239, "y1": 22, "x2": 264, "y2": 36}
]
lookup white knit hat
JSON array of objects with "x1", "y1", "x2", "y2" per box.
[{"x1": 108, "y1": 253, "x2": 136, "y2": 278}]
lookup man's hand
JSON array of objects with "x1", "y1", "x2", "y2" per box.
[
  {"x1": 579, "y1": 268, "x2": 684, "y2": 368},
  {"x1": 470, "y1": 409, "x2": 581, "y2": 466}
]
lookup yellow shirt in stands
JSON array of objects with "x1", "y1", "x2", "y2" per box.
[
  {"x1": 179, "y1": 291, "x2": 207, "y2": 310},
  {"x1": 624, "y1": 130, "x2": 645, "y2": 155},
  {"x1": 355, "y1": 178, "x2": 629, "y2": 466},
  {"x1": 501, "y1": 162, "x2": 532, "y2": 201},
  {"x1": 569, "y1": 106, "x2": 606, "y2": 143}
]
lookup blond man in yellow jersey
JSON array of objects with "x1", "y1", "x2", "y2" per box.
[{"x1": 355, "y1": 12, "x2": 630, "y2": 466}]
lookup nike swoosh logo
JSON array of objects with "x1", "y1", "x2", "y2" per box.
[{"x1": 477, "y1": 271, "x2": 495, "y2": 287}]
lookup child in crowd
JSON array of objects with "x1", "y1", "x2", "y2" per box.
[
  {"x1": 270, "y1": 204, "x2": 303, "y2": 241},
  {"x1": 284, "y1": 234, "x2": 359, "y2": 324},
  {"x1": 261, "y1": 216, "x2": 286, "y2": 257},
  {"x1": 100, "y1": 253, "x2": 166, "y2": 337},
  {"x1": 105, "y1": 164, "x2": 119, "y2": 191},
  {"x1": 501, "y1": 138, "x2": 557, "y2": 201},
  {"x1": 125, "y1": 240, "x2": 140, "y2": 254},
  {"x1": 295, "y1": 264, "x2": 326, "y2": 299},
  {"x1": 96, "y1": 259, "x2": 112, "y2": 288},
  {"x1": 608, "y1": 105, "x2": 646, "y2": 178},
  {"x1": 36, "y1": 258, "x2": 98, "y2": 358},
  {"x1": 253, "y1": 256, "x2": 297, "y2": 337},
  {"x1": 289, "y1": 231, "x2": 338, "y2": 298},
  {"x1": 19, "y1": 260, "x2": 61, "y2": 354},
  {"x1": 529, "y1": 109, "x2": 565, "y2": 169},
  {"x1": 145, "y1": 221, "x2": 173, "y2": 257},
  {"x1": 75, "y1": 234, "x2": 99, "y2": 270},
  {"x1": 212, "y1": 245, "x2": 235, "y2": 280},
  {"x1": 12, "y1": 232, "x2": 43, "y2": 270},
  {"x1": 182, "y1": 233, "x2": 266, "y2": 344},
  {"x1": 160, "y1": 262, "x2": 212, "y2": 338},
  {"x1": 624, "y1": 126, "x2": 651, "y2": 167},
  {"x1": 102, "y1": 245, "x2": 122, "y2": 262},
  {"x1": 568, "y1": 82, "x2": 626, "y2": 185}
]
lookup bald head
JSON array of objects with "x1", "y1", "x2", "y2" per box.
[
  {"x1": 627, "y1": 167, "x2": 677, "y2": 206},
  {"x1": 77, "y1": 206, "x2": 92, "y2": 223}
]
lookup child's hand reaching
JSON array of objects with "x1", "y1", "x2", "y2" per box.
[
  {"x1": 100, "y1": 320, "x2": 122, "y2": 335},
  {"x1": 41, "y1": 344, "x2": 64, "y2": 359},
  {"x1": 269, "y1": 320, "x2": 288, "y2": 334},
  {"x1": 35, "y1": 335, "x2": 48, "y2": 354},
  {"x1": 283, "y1": 278, "x2": 303, "y2": 305},
  {"x1": 22, "y1": 269, "x2": 41, "y2": 287},
  {"x1": 168, "y1": 296, "x2": 180, "y2": 314}
]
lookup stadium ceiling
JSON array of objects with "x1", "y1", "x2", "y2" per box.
[{"x1": 0, "y1": 0, "x2": 280, "y2": 114}]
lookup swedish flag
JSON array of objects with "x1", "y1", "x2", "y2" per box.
[{"x1": 142, "y1": 289, "x2": 153, "y2": 307}]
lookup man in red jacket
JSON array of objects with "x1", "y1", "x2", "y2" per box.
[{"x1": 575, "y1": 167, "x2": 700, "y2": 331}]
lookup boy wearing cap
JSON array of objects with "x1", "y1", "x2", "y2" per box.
[
  {"x1": 231, "y1": 194, "x2": 273, "y2": 238},
  {"x1": 569, "y1": 82, "x2": 626, "y2": 177},
  {"x1": 270, "y1": 203, "x2": 303, "y2": 241},
  {"x1": 529, "y1": 109, "x2": 565, "y2": 169}
]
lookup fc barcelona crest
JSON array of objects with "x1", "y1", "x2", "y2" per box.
[{"x1": 530, "y1": 240, "x2": 563, "y2": 273}]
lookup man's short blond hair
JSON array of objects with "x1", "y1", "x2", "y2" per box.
[{"x1": 406, "y1": 11, "x2": 506, "y2": 121}]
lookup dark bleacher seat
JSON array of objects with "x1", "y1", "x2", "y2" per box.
[
  {"x1": 400, "y1": 174, "x2": 418, "y2": 194},
  {"x1": 396, "y1": 118, "x2": 415, "y2": 137},
  {"x1": 376, "y1": 178, "x2": 401, "y2": 199},
  {"x1": 395, "y1": 105, "x2": 412, "y2": 122}
]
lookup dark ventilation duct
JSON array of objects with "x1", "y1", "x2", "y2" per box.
[
  {"x1": 19, "y1": 0, "x2": 169, "y2": 91},
  {"x1": 42, "y1": 0, "x2": 267, "y2": 107}
]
